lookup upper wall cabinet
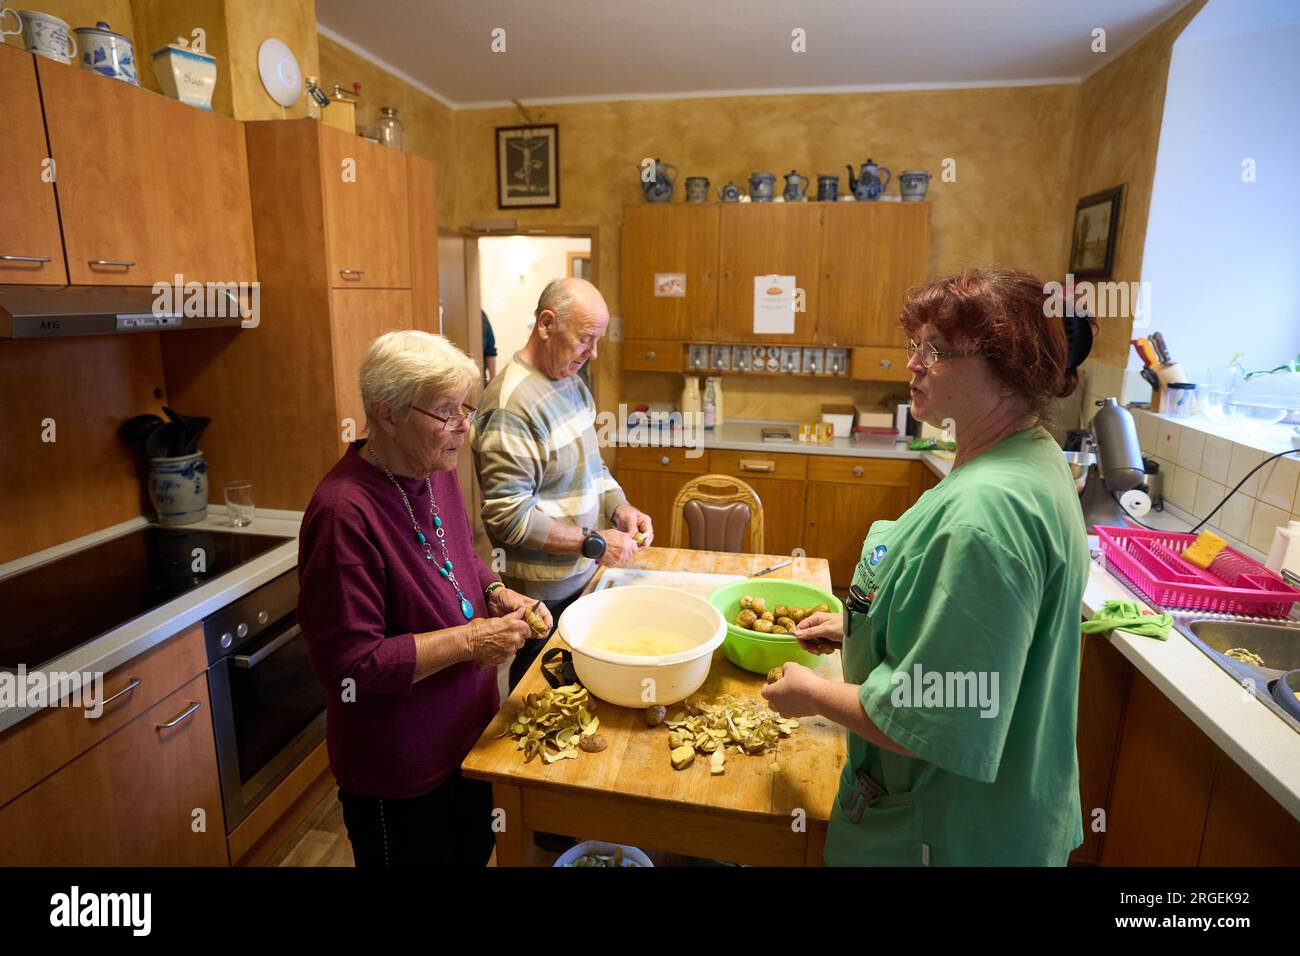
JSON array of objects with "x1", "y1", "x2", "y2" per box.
[
  {"x1": 621, "y1": 204, "x2": 719, "y2": 341},
  {"x1": 717, "y1": 204, "x2": 823, "y2": 344},
  {"x1": 35, "y1": 55, "x2": 256, "y2": 287},
  {"x1": 0, "y1": 45, "x2": 66, "y2": 285},
  {"x1": 818, "y1": 203, "x2": 929, "y2": 347},
  {"x1": 319, "y1": 125, "x2": 411, "y2": 289}
]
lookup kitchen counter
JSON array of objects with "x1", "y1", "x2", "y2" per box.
[
  {"x1": 621, "y1": 417, "x2": 954, "y2": 478},
  {"x1": 0, "y1": 507, "x2": 302, "y2": 735},
  {"x1": 1083, "y1": 560, "x2": 1300, "y2": 821}
]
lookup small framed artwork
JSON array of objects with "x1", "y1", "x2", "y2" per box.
[
  {"x1": 496, "y1": 124, "x2": 559, "y2": 209},
  {"x1": 1068, "y1": 185, "x2": 1124, "y2": 280}
]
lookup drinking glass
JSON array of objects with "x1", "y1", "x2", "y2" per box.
[{"x1": 224, "y1": 481, "x2": 254, "y2": 527}]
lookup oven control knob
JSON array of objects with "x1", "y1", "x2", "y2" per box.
[
  {"x1": 257, "y1": 610, "x2": 269, "y2": 624},
  {"x1": 220, "y1": 632, "x2": 234, "y2": 649},
  {"x1": 236, "y1": 622, "x2": 249, "y2": 638}
]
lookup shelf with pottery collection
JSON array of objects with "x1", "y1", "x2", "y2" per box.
[{"x1": 621, "y1": 161, "x2": 931, "y2": 376}]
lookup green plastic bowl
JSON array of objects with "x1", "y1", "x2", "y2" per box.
[{"x1": 708, "y1": 580, "x2": 843, "y2": 675}]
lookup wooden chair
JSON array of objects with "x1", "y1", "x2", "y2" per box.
[{"x1": 668, "y1": 474, "x2": 765, "y2": 554}]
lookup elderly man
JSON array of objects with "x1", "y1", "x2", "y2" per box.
[{"x1": 472, "y1": 277, "x2": 653, "y2": 688}]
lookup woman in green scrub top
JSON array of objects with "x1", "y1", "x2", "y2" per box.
[{"x1": 763, "y1": 268, "x2": 1094, "y2": 866}]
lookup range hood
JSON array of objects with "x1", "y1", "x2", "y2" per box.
[{"x1": 0, "y1": 285, "x2": 249, "y2": 339}]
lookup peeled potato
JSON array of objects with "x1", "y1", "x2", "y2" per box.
[
  {"x1": 735, "y1": 609, "x2": 758, "y2": 628},
  {"x1": 771, "y1": 625, "x2": 788, "y2": 635},
  {"x1": 777, "y1": 616, "x2": 797, "y2": 631},
  {"x1": 753, "y1": 619, "x2": 774, "y2": 634},
  {"x1": 773, "y1": 605, "x2": 790, "y2": 619},
  {"x1": 760, "y1": 611, "x2": 774, "y2": 623},
  {"x1": 816, "y1": 603, "x2": 830, "y2": 613},
  {"x1": 740, "y1": 595, "x2": 754, "y2": 610},
  {"x1": 750, "y1": 597, "x2": 767, "y2": 614}
]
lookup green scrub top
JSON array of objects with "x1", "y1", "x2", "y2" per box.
[{"x1": 824, "y1": 426, "x2": 1090, "y2": 866}]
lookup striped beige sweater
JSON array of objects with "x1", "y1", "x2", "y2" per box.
[{"x1": 470, "y1": 356, "x2": 627, "y2": 600}]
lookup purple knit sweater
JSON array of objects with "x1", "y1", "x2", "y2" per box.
[{"x1": 297, "y1": 441, "x2": 499, "y2": 798}]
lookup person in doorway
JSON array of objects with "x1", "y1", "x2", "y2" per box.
[
  {"x1": 471, "y1": 277, "x2": 652, "y2": 689},
  {"x1": 482, "y1": 310, "x2": 498, "y2": 382},
  {"x1": 763, "y1": 268, "x2": 1094, "y2": 866}
]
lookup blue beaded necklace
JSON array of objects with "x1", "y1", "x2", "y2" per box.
[{"x1": 368, "y1": 445, "x2": 474, "y2": 620}]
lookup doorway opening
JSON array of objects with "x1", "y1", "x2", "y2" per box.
[{"x1": 477, "y1": 233, "x2": 595, "y2": 389}]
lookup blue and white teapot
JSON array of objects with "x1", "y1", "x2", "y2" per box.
[{"x1": 847, "y1": 159, "x2": 891, "y2": 201}]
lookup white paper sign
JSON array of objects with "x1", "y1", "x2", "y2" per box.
[
  {"x1": 653, "y1": 273, "x2": 686, "y2": 297},
  {"x1": 753, "y1": 275, "x2": 795, "y2": 334}
]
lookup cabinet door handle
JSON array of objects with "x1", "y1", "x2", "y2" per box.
[
  {"x1": 156, "y1": 700, "x2": 201, "y2": 730},
  {"x1": 852, "y1": 466, "x2": 865, "y2": 478},
  {"x1": 339, "y1": 268, "x2": 365, "y2": 277},
  {"x1": 644, "y1": 350, "x2": 657, "y2": 360},
  {"x1": 89, "y1": 259, "x2": 135, "y2": 267},
  {"x1": 739, "y1": 458, "x2": 775, "y2": 472},
  {"x1": 879, "y1": 359, "x2": 891, "y2": 369},
  {"x1": 90, "y1": 677, "x2": 141, "y2": 716},
  {"x1": 1, "y1": 254, "x2": 51, "y2": 263},
  {"x1": 660, "y1": 456, "x2": 670, "y2": 466}
]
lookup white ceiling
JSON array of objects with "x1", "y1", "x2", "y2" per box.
[{"x1": 316, "y1": 0, "x2": 1191, "y2": 109}]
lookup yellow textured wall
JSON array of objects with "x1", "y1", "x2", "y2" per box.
[
  {"x1": 450, "y1": 85, "x2": 1080, "y2": 418},
  {"x1": 317, "y1": 33, "x2": 458, "y2": 224},
  {"x1": 1068, "y1": 0, "x2": 1206, "y2": 367},
  {"x1": 223, "y1": 0, "x2": 318, "y2": 120}
]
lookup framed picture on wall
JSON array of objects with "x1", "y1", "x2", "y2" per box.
[
  {"x1": 1068, "y1": 185, "x2": 1124, "y2": 280},
  {"x1": 496, "y1": 124, "x2": 559, "y2": 208}
]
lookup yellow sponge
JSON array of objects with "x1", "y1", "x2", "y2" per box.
[{"x1": 1182, "y1": 531, "x2": 1227, "y2": 569}]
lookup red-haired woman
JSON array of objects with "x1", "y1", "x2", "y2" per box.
[{"x1": 764, "y1": 268, "x2": 1094, "y2": 866}]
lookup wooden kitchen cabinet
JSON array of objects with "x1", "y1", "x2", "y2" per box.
[
  {"x1": 621, "y1": 204, "x2": 719, "y2": 340},
  {"x1": 406, "y1": 153, "x2": 441, "y2": 330},
  {"x1": 36, "y1": 55, "x2": 256, "y2": 286},
  {"x1": 0, "y1": 45, "x2": 65, "y2": 285},
  {"x1": 818, "y1": 202, "x2": 929, "y2": 347},
  {"x1": 805, "y1": 458, "x2": 913, "y2": 588},
  {"x1": 0, "y1": 673, "x2": 228, "y2": 866},
  {"x1": 616, "y1": 446, "x2": 711, "y2": 543},
  {"x1": 320, "y1": 123, "x2": 411, "y2": 289},
  {"x1": 331, "y1": 288, "x2": 413, "y2": 430},
  {"x1": 717, "y1": 204, "x2": 823, "y2": 344},
  {"x1": 622, "y1": 339, "x2": 683, "y2": 373},
  {"x1": 709, "y1": 449, "x2": 807, "y2": 556}
]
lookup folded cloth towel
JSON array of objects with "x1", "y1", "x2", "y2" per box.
[{"x1": 1080, "y1": 599, "x2": 1173, "y2": 640}]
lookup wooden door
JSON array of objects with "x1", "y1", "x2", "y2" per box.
[
  {"x1": 717, "y1": 204, "x2": 823, "y2": 343},
  {"x1": 37, "y1": 56, "x2": 256, "y2": 286},
  {"x1": 0, "y1": 46, "x2": 66, "y2": 285},
  {"x1": 407, "y1": 154, "x2": 440, "y2": 331},
  {"x1": 818, "y1": 203, "x2": 929, "y2": 347},
  {"x1": 37, "y1": 56, "x2": 156, "y2": 284},
  {"x1": 0, "y1": 674, "x2": 228, "y2": 866},
  {"x1": 621, "y1": 205, "x2": 719, "y2": 340},
  {"x1": 320, "y1": 124, "x2": 411, "y2": 289},
  {"x1": 804, "y1": 480, "x2": 911, "y2": 588},
  {"x1": 330, "y1": 289, "x2": 413, "y2": 435}
]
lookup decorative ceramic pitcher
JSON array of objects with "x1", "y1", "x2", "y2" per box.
[
  {"x1": 640, "y1": 159, "x2": 677, "y2": 203},
  {"x1": 748, "y1": 172, "x2": 776, "y2": 202},
  {"x1": 847, "y1": 159, "x2": 891, "y2": 201},
  {"x1": 782, "y1": 170, "x2": 809, "y2": 202}
]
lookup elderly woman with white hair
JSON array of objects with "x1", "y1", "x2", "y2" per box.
[{"x1": 297, "y1": 330, "x2": 551, "y2": 867}]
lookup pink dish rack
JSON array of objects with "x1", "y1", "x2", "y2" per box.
[{"x1": 1095, "y1": 526, "x2": 1300, "y2": 617}]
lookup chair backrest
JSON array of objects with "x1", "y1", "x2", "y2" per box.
[{"x1": 668, "y1": 474, "x2": 764, "y2": 554}]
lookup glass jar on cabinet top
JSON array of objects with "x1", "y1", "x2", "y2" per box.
[{"x1": 377, "y1": 106, "x2": 404, "y2": 150}]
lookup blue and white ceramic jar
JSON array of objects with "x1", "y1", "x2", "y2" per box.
[
  {"x1": 74, "y1": 21, "x2": 137, "y2": 85},
  {"x1": 148, "y1": 452, "x2": 209, "y2": 525}
]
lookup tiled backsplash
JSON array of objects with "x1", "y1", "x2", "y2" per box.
[{"x1": 1134, "y1": 409, "x2": 1300, "y2": 553}]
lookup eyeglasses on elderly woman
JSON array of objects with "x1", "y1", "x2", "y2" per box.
[{"x1": 408, "y1": 403, "x2": 476, "y2": 430}]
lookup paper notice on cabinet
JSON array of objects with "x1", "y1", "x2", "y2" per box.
[
  {"x1": 654, "y1": 273, "x2": 686, "y2": 297},
  {"x1": 754, "y1": 275, "x2": 795, "y2": 334}
]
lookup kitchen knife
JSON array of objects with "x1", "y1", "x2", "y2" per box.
[{"x1": 1150, "y1": 332, "x2": 1172, "y2": 366}]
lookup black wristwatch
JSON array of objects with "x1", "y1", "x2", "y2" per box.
[{"x1": 580, "y1": 527, "x2": 606, "y2": 560}]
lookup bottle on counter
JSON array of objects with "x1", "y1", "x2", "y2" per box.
[
  {"x1": 681, "y1": 376, "x2": 702, "y2": 430},
  {"x1": 702, "y1": 377, "x2": 717, "y2": 431}
]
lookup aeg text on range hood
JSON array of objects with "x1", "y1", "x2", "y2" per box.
[{"x1": 0, "y1": 284, "x2": 250, "y2": 339}]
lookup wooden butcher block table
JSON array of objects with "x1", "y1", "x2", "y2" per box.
[{"x1": 461, "y1": 547, "x2": 847, "y2": 867}]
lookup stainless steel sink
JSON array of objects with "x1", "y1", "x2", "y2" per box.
[{"x1": 1174, "y1": 617, "x2": 1300, "y2": 733}]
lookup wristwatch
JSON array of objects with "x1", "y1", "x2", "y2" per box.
[{"x1": 580, "y1": 527, "x2": 606, "y2": 560}]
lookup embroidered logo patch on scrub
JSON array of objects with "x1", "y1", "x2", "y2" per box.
[{"x1": 869, "y1": 545, "x2": 888, "y2": 566}]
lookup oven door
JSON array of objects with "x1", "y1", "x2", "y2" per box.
[{"x1": 207, "y1": 614, "x2": 326, "y2": 833}]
